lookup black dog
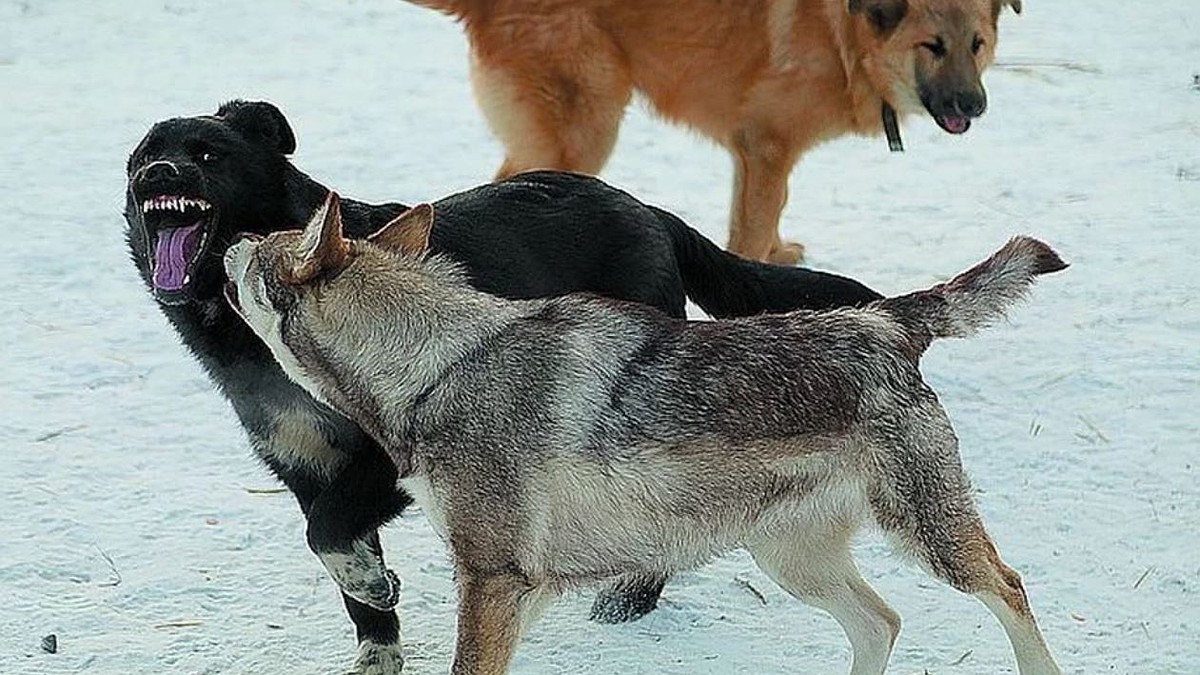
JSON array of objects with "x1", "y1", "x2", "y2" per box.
[{"x1": 124, "y1": 100, "x2": 881, "y2": 673}]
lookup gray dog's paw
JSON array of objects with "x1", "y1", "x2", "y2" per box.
[
  {"x1": 346, "y1": 639, "x2": 404, "y2": 675},
  {"x1": 320, "y1": 545, "x2": 403, "y2": 611}
]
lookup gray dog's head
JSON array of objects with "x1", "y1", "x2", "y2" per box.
[{"x1": 223, "y1": 193, "x2": 436, "y2": 402}]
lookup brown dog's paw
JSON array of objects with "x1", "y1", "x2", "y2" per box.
[{"x1": 767, "y1": 240, "x2": 805, "y2": 266}]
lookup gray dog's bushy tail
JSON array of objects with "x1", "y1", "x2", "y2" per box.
[{"x1": 880, "y1": 237, "x2": 1067, "y2": 355}]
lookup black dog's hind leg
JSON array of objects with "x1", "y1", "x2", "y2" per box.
[{"x1": 590, "y1": 572, "x2": 669, "y2": 624}]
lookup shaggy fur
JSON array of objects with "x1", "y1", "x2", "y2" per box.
[
  {"x1": 401, "y1": 0, "x2": 1021, "y2": 263},
  {"x1": 225, "y1": 194, "x2": 1065, "y2": 675},
  {"x1": 124, "y1": 100, "x2": 881, "y2": 672}
]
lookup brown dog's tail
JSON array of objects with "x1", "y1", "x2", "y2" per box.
[{"x1": 879, "y1": 237, "x2": 1067, "y2": 354}]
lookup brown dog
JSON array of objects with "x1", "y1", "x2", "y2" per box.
[{"x1": 403, "y1": 0, "x2": 1021, "y2": 263}]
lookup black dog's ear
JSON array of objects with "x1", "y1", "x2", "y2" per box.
[
  {"x1": 216, "y1": 100, "x2": 298, "y2": 155},
  {"x1": 849, "y1": 0, "x2": 909, "y2": 35}
]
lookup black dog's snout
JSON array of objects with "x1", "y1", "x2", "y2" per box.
[
  {"x1": 140, "y1": 160, "x2": 181, "y2": 183},
  {"x1": 952, "y1": 89, "x2": 987, "y2": 118}
]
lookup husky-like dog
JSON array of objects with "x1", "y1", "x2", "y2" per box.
[{"x1": 225, "y1": 193, "x2": 1065, "y2": 675}]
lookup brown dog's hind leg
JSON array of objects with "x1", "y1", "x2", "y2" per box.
[
  {"x1": 468, "y1": 18, "x2": 632, "y2": 180},
  {"x1": 727, "y1": 127, "x2": 802, "y2": 264},
  {"x1": 748, "y1": 528, "x2": 899, "y2": 675}
]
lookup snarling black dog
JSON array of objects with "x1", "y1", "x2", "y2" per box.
[{"x1": 124, "y1": 100, "x2": 882, "y2": 673}]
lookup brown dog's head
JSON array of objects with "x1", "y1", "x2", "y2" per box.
[
  {"x1": 222, "y1": 192, "x2": 435, "y2": 405},
  {"x1": 850, "y1": 0, "x2": 1021, "y2": 134}
]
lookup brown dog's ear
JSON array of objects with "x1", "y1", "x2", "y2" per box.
[
  {"x1": 993, "y1": 0, "x2": 1023, "y2": 15},
  {"x1": 849, "y1": 0, "x2": 909, "y2": 35},
  {"x1": 291, "y1": 192, "x2": 349, "y2": 284},
  {"x1": 368, "y1": 203, "x2": 435, "y2": 257}
]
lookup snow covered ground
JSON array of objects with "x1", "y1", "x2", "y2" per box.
[{"x1": 0, "y1": 0, "x2": 1196, "y2": 673}]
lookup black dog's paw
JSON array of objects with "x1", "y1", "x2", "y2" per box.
[
  {"x1": 347, "y1": 638, "x2": 405, "y2": 675},
  {"x1": 319, "y1": 545, "x2": 402, "y2": 611},
  {"x1": 374, "y1": 568, "x2": 402, "y2": 611},
  {"x1": 349, "y1": 565, "x2": 401, "y2": 611},
  {"x1": 589, "y1": 573, "x2": 667, "y2": 624}
]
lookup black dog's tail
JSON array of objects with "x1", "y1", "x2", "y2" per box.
[
  {"x1": 879, "y1": 236, "x2": 1067, "y2": 355},
  {"x1": 656, "y1": 207, "x2": 883, "y2": 318}
]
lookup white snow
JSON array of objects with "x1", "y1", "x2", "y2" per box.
[{"x1": 0, "y1": 0, "x2": 1197, "y2": 673}]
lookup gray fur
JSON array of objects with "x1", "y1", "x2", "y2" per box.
[{"x1": 225, "y1": 231, "x2": 1066, "y2": 675}]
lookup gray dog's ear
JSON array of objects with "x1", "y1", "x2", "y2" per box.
[
  {"x1": 849, "y1": 0, "x2": 909, "y2": 35},
  {"x1": 292, "y1": 192, "x2": 349, "y2": 284},
  {"x1": 993, "y1": 0, "x2": 1022, "y2": 15},
  {"x1": 369, "y1": 204, "x2": 435, "y2": 257},
  {"x1": 216, "y1": 100, "x2": 298, "y2": 155}
]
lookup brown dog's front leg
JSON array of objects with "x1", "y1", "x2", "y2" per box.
[
  {"x1": 452, "y1": 571, "x2": 526, "y2": 675},
  {"x1": 727, "y1": 128, "x2": 802, "y2": 265}
]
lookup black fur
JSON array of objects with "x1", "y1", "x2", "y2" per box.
[{"x1": 123, "y1": 100, "x2": 882, "y2": 658}]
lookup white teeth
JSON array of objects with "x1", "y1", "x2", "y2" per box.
[{"x1": 142, "y1": 195, "x2": 212, "y2": 213}]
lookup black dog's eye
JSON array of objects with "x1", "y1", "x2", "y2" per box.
[
  {"x1": 971, "y1": 35, "x2": 985, "y2": 55},
  {"x1": 920, "y1": 37, "x2": 947, "y2": 58},
  {"x1": 199, "y1": 151, "x2": 219, "y2": 164}
]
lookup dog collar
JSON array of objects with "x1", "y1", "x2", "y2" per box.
[{"x1": 882, "y1": 103, "x2": 904, "y2": 152}]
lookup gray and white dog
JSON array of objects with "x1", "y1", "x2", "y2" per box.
[{"x1": 225, "y1": 193, "x2": 1066, "y2": 675}]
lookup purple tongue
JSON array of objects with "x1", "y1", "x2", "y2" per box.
[{"x1": 152, "y1": 223, "x2": 204, "y2": 291}]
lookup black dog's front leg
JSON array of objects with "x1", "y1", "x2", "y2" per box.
[
  {"x1": 306, "y1": 442, "x2": 412, "y2": 611},
  {"x1": 286, "y1": 443, "x2": 411, "y2": 673}
]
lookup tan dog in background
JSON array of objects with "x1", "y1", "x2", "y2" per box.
[{"x1": 403, "y1": 0, "x2": 1022, "y2": 264}]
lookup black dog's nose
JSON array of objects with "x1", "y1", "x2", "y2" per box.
[
  {"x1": 953, "y1": 90, "x2": 987, "y2": 118},
  {"x1": 141, "y1": 160, "x2": 180, "y2": 183}
]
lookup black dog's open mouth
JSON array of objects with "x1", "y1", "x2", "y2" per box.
[
  {"x1": 934, "y1": 115, "x2": 972, "y2": 135},
  {"x1": 141, "y1": 195, "x2": 215, "y2": 295}
]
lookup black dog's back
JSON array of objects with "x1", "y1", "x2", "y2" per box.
[
  {"x1": 427, "y1": 171, "x2": 687, "y2": 316},
  {"x1": 426, "y1": 171, "x2": 881, "y2": 319}
]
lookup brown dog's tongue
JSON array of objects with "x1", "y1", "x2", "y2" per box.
[{"x1": 882, "y1": 103, "x2": 904, "y2": 152}]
